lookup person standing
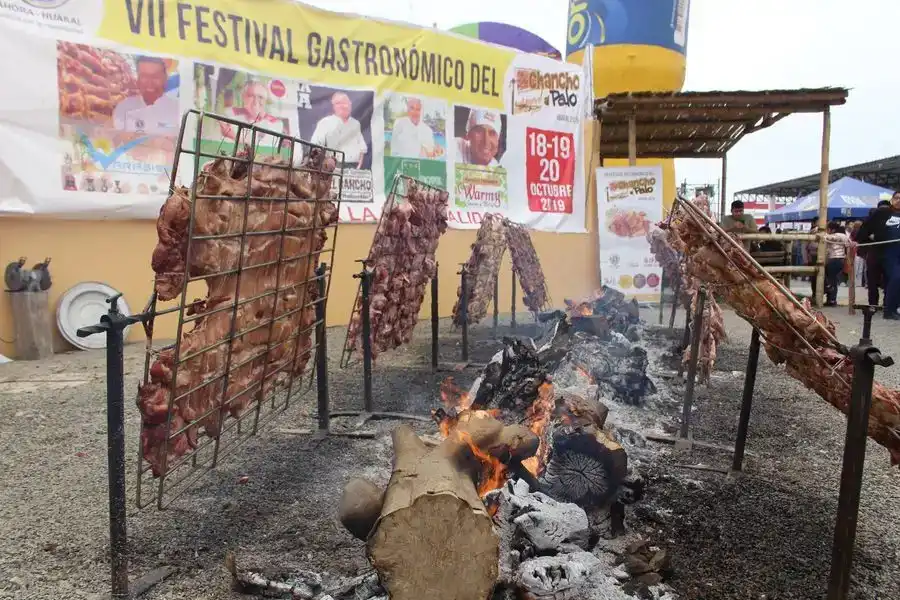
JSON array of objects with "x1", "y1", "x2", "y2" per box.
[
  {"x1": 112, "y1": 56, "x2": 179, "y2": 134},
  {"x1": 823, "y1": 221, "x2": 850, "y2": 307},
  {"x1": 876, "y1": 192, "x2": 900, "y2": 319},
  {"x1": 720, "y1": 200, "x2": 757, "y2": 250},
  {"x1": 389, "y1": 97, "x2": 439, "y2": 159},
  {"x1": 857, "y1": 199, "x2": 894, "y2": 306},
  {"x1": 310, "y1": 92, "x2": 368, "y2": 170}
]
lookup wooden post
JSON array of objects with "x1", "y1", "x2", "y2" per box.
[
  {"x1": 815, "y1": 107, "x2": 831, "y2": 308},
  {"x1": 720, "y1": 154, "x2": 728, "y2": 220},
  {"x1": 627, "y1": 115, "x2": 637, "y2": 166},
  {"x1": 7, "y1": 291, "x2": 54, "y2": 359}
]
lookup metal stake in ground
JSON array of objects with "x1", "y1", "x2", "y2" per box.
[
  {"x1": 431, "y1": 262, "x2": 439, "y2": 370},
  {"x1": 668, "y1": 279, "x2": 681, "y2": 330},
  {"x1": 676, "y1": 305, "x2": 693, "y2": 379},
  {"x1": 827, "y1": 308, "x2": 893, "y2": 600},
  {"x1": 458, "y1": 263, "x2": 469, "y2": 363},
  {"x1": 511, "y1": 269, "x2": 517, "y2": 330},
  {"x1": 493, "y1": 271, "x2": 500, "y2": 335},
  {"x1": 315, "y1": 263, "x2": 330, "y2": 432},
  {"x1": 732, "y1": 327, "x2": 761, "y2": 472},
  {"x1": 329, "y1": 262, "x2": 432, "y2": 428},
  {"x1": 679, "y1": 288, "x2": 706, "y2": 439},
  {"x1": 357, "y1": 262, "x2": 374, "y2": 413},
  {"x1": 76, "y1": 294, "x2": 149, "y2": 599}
]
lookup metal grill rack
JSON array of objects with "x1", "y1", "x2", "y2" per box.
[
  {"x1": 339, "y1": 173, "x2": 446, "y2": 369},
  {"x1": 134, "y1": 110, "x2": 344, "y2": 510},
  {"x1": 503, "y1": 217, "x2": 554, "y2": 316},
  {"x1": 334, "y1": 173, "x2": 447, "y2": 423}
]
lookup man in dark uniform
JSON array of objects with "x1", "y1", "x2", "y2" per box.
[
  {"x1": 856, "y1": 199, "x2": 892, "y2": 306},
  {"x1": 872, "y1": 193, "x2": 900, "y2": 319}
]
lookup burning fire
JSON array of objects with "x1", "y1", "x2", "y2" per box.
[
  {"x1": 435, "y1": 377, "x2": 557, "y2": 497},
  {"x1": 521, "y1": 382, "x2": 554, "y2": 477}
]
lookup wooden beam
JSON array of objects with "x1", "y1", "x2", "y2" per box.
[
  {"x1": 744, "y1": 112, "x2": 790, "y2": 134},
  {"x1": 720, "y1": 154, "x2": 728, "y2": 219},
  {"x1": 603, "y1": 136, "x2": 740, "y2": 146},
  {"x1": 627, "y1": 115, "x2": 637, "y2": 166},
  {"x1": 815, "y1": 107, "x2": 831, "y2": 308},
  {"x1": 597, "y1": 105, "x2": 842, "y2": 121},
  {"x1": 600, "y1": 90, "x2": 849, "y2": 107}
]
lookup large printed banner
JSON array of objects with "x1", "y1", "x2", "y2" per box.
[
  {"x1": 596, "y1": 166, "x2": 663, "y2": 303},
  {"x1": 0, "y1": 0, "x2": 587, "y2": 232}
]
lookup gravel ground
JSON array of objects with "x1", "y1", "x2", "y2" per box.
[{"x1": 1, "y1": 307, "x2": 899, "y2": 599}]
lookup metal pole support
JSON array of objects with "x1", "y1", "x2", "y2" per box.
[
  {"x1": 431, "y1": 262, "x2": 439, "y2": 370},
  {"x1": 732, "y1": 327, "x2": 761, "y2": 472},
  {"x1": 669, "y1": 279, "x2": 681, "y2": 330},
  {"x1": 458, "y1": 264, "x2": 469, "y2": 363},
  {"x1": 676, "y1": 306, "x2": 692, "y2": 379},
  {"x1": 315, "y1": 263, "x2": 330, "y2": 432},
  {"x1": 827, "y1": 308, "x2": 893, "y2": 600},
  {"x1": 658, "y1": 278, "x2": 665, "y2": 325},
  {"x1": 511, "y1": 269, "x2": 517, "y2": 330},
  {"x1": 679, "y1": 288, "x2": 706, "y2": 439},
  {"x1": 76, "y1": 294, "x2": 147, "y2": 600},
  {"x1": 353, "y1": 262, "x2": 374, "y2": 413},
  {"x1": 493, "y1": 272, "x2": 500, "y2": 335}
]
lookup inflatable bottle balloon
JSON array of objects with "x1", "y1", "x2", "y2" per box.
[{"x1": 566, "y1": 0, "x2": 691, "y2": 211}]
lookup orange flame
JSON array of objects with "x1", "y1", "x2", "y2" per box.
[
  {"x1": 575, "y1": 365, "x2": 595, "y2": 384},
  {"x1": 454, "y1": 427, "x2": 508, "y2": 497},
  {"x1": 578, "y1": 304, "x2": 593, "y2": 316},
  {"x1": 440, "y1": 377, "x2": 471, "y2": 410},
  {"x1": 521, "y1": 382, "x2": 555, "y2": 476}
]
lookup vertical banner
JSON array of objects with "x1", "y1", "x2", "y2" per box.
[{"x1": 596, "y1": 166, "x2": 663, "y2": 302}]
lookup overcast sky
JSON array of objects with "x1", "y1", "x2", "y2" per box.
[{"x1": 307, "y1": 0, "x2": 900, "y2": 198}]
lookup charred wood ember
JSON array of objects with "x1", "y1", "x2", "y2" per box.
[
  {"x1": 338, "y1": 415, "x2": 539, "y2": 600},
  {"x1": 345, "y1": 179, "x2": 449, "y2": 359},
  {"x1": 539, "y1": 422, "x2": 627, "y2": 509},
  {"x1": 666, "y1": 197, "x2": 900, "y2": 463},
  {"x1": 491, "y1": 480, "x2": 645, "y2": 600},
  {"x1": 139, "y1": 147, "x2": 338, "y2": 476},
  {"x1": 504, "y1": 219, "x2": 550, "y2": 313},
  {"x1": 453, "y1": 213, "x2": 508, "y2": 326},
  {"x1": 564, "y1": 286, "x2": 641, "y2": 340},
  {"x1": 551, "y1": 334, "x2": 656, "y2": 406},
  {"x1": 470, "y1": 338, "x2": 549, "y2": 413}
]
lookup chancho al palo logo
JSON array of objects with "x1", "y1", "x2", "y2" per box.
[{"x1": 22, "y1": 0, "x2": 72, "y2": 7}]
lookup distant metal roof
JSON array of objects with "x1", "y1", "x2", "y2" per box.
[
  {"x1": 736, "y1": 155, "x2": 900, "y2": 197},
  {"x1": 593, "y1": 88, "x2": 849, "y2": 159}
]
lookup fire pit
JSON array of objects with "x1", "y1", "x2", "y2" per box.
[{"x1": 329, "y1": 312, "x2": 665, "y2": 600}]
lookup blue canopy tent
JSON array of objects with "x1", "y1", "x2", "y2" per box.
[{"x1": 765, "y1": 177, "x2": 894, "y2": 224}]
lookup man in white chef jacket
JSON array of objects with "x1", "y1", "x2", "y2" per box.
[
  {"x1": 456, "y1": 109, "x2": 503, "y2": 168},
  {"x1": 310, "y1": 92, "x2": 368, "y2": 169},
  {"x1": 112, "y1": 56, "x2": 179, "y2": 135},
  {"x1": 218, "y1": 80, "x2": 292, "y2": 153},
  {"x1": 389, "y1": 97, "x2": 440, "y2": 159}
]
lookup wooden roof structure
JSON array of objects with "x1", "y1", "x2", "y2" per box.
[{"x1": 593, "y1": 88, "x2": 850, "y2": 159}]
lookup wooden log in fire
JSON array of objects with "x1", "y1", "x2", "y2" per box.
[{"x1": 339, "y1": 414, "x2": 539, "y2": 600}]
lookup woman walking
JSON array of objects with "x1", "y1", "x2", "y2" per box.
[{"x1": 823, "y1": 221, "x2": 851, "y2": 307}]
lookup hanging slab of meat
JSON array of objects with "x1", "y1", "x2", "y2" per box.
[
  {"x1": 649, "y1": 224, "x2": 726, "y2": 383},
  {"x1": 345, "y1": 179, "x2": 448, "y2": 360},
  {"x1": 338, "y1": 415, "x2": 539, "y2": 600},
  {"x1": 665, "y1": 199, "x2": 900, "y2": 464},
  {"x1": 505, "y1": 219, "x2": 549, "y2": 313},
  {"x1": 453, "y1": 213, "x2": 508, "y2": 327},
  {"x1": 138, "y1": 147, "x2": 339, "y2": 476}
]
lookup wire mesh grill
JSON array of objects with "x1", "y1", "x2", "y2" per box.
[
  {"x1": 340, "y1": 174, "x2": 448, "y2": 368},
  {"x1": 135, "y1": 109, "x2": 343, "y2": 509},
  {"x1": 503, "y1": 218, "x2": 553, "y2": 314}
]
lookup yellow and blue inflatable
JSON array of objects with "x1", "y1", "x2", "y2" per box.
[{"x1": 566, "y1": 0, "x2": 690, "y2": 209}]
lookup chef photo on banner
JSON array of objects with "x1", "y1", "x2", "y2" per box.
[
  {"x1": 453, "y1": 106, "x2": 508, "y2": 169},
  {"x1": 193, "y1": 64, "x2": 300, "y2": 156},
  {"x1": 299, "y1": 86, "x2": 374, "y2": 170},
  {"x1": 384, "y1": 94, "x2": 447, "y2": 160}
]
